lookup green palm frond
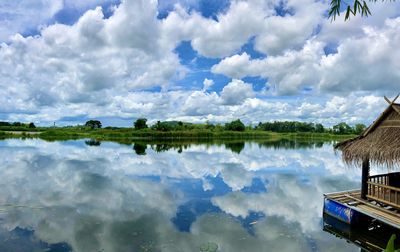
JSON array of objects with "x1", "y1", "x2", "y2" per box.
[{"x1": 328, "y1": 0, "x2": 395, "y2": 21}]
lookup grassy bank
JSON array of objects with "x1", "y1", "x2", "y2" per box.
[{"x1": 0, "y1": 126, "x2": 355, "y2": 143}]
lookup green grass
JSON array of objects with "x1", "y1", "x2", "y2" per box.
[{"x1": 0, "y1": 126, "x2": 355, "y2": 143}]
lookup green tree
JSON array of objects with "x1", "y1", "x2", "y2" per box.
[
  {"x1": 353, "y1": 123, "x2": 367, "y2": 135},
  {"x1": 85, "y1": 120, "x2": 102, "y2": 129},
  {"x1": 28, "y1": 122, "x2": 36, "y2": 129},
  {"x1": 315, "y1": 123, "x2": 325, "y2": 133},
  {"x1": 329, "y1": 0, "x2": 394, "y2": 21},
  {"x1": 151, "y1": 121, "x2": 173, "y2": 131},
  {"x1": 225, "y1": 119, "x2": 246, "y2": 132},
  {"x1": 134, "y1": 118, "x2": 148, "y2": 130},
  {"x1": 333, "y1": 122, "x2": 352, "y2": 134},
  {"x1": 205, "y1": 120, "x2": 215, "y2": 130}
]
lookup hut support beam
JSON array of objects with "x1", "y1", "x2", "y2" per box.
[{"x1": 361, "y1": 159, "x2": 370, "y2": 200}]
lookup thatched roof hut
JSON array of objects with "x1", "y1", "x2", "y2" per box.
[
  {"x1": 330, "y1": 95, "x2": 400, "y2": 219},
  {"x1": 335, "y1": 96, "x2": 400, "y2": 168}
]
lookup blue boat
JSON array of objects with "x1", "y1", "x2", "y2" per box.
[
  {"x1": 323, "y1": 196, "x2": 361, "y2": 225},
  {"x1": 323, "y1": 190, "x2": 367, "y2": 226},
  {"x1": 324, "y1": 197, "x2": 354, "y2": 224}
]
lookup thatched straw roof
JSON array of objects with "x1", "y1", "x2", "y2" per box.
[{"x1": 335, "y1": 96, "x2": 400, "y2": 167}]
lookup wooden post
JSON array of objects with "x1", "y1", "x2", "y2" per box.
[{"x1": 361, "y1": 159, "x2": 370, "y2": 200}]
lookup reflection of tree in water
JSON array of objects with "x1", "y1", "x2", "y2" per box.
[
  {"x1": 84, "y1": 139, "x2": 101, "y2": 146},
  {"x1": 134, "y1": 139, "x2": 328, "y2": 154},
  {"x1": 133, "y1": 143, "x2": 147, "y2": 155},
  {"x1": 225, "y1": 142, "x2": 245, "y2": 154},
  {"x1": 151, "y1": 144, "x2": 188, "y2": 154},
  {"x1": 258, "y1": 139, "x2": 326, "y2": 150}
]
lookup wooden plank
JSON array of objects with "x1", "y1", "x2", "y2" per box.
[
  {"x1": 330, "y1": 194, "x2": 361, "y2": 202},
  {"x1": 324, "y1": 189, "x2": 360, "y2": 198},
  {"x1": 392, "y1": 104, "x2": 400, "y2": 115},
  {"x1": 357, "y1": 205, "x2": 400, "y2": 226},
  {"x1": 380, "y1": 122, "x2": 400, "y2": 127},
  {"x1": 345, "y1": 194, "x2": 400, "y2": 219},
  {"x1": 367, "y1": 182, "x2": 400, "y2": 193},
  {"x1": 357, "y1": 205, "x2": 400, "y2": 224},
  {"x1": 333, "y1": 196, "x2": 351, "y2": 202},
  {"x1": 394, "y1": 93, "x2": 400, "y2": 103},
  {"x1": 368, "y1": 195, "x2": 400, "y2": 210},
  {"x1": 331, "y1": 193, "x2": 359, "y2": 199},
  {"x1": 384, "y1": 94, "x2": 400, "y2": 105},
  {"x1": 369, "y1": 174, "x2": 387, "y2": 179}
]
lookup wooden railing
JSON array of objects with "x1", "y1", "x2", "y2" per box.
[
  {"x1": 369, "y1": 173, "x2": 389, "y2": 185},
  {"x1": 367, "y1": 173, "x2": 400, "y2": 209}
]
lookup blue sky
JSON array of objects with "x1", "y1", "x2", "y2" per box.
[{"x1": 0, "y1": 0, "x2": 400, "y2": 126}]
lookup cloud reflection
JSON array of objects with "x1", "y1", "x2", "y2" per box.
[{"x1": 0, "y1": 139, "x2": 360, "y2": 251}]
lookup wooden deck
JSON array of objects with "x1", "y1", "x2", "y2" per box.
[{"x1": 325, "y1": 189, "x2": 400, "y2": 229}]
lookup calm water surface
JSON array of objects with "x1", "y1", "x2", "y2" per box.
[{"x1": 0, "y1": 139, "x2": 365, "y2": 251}]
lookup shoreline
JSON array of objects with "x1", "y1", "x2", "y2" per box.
[{"x1": 0, "y1": 128, "x2": 355, "y2": 143}]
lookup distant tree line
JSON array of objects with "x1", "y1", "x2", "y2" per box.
[
  {"x1": 130, "y1": 118, "x2": 366, "y2": 134},
  {"x1": 83, "y1": 118, "x2": 366, "y2": 135},
  {"x1": 132, "y1": 118, "x2": 247, "y2": 132},
  {"x1": 0, "y1": 121, "x2": 36, "y2": 128},
  {"x1": 256, "y1": 121, "x2": 366, "y2": 135},
  {"x1": 332, "y1": 122, "x2": 366, "y2": 135},
  {"x1": 0, "y1": 118, "x2": 367, "y2": 135},
  {"x1": 255, "y1": 121, "x2": 325, "y2": 133}
]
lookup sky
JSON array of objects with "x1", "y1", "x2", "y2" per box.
[{"x1": 1, "y1": 0, "x2": 400, "y2": 127}]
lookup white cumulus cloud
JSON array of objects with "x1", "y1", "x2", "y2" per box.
[{"x1": 220, "y1": 79, "x2": 255, "y2": 105}]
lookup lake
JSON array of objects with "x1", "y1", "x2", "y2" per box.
[{"x1": 0, "y1": 138, "x2": 374, "y2": 251}]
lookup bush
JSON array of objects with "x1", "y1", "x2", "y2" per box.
[
  {"x1": 333, "y1": 122, "x2": 352, "y2": 134},
  {"x1": 134, "y1": 118, "x2": 148, "y2": 130},
  {"x1": 225, "y1": 119, "x2": 246, "y2": 132},
  {"x1": 85, "y1": 120, "x2": 102, "y2": 129},
  {"x1": 151, "y1": 121, "x2": 173, "y2": 131}
]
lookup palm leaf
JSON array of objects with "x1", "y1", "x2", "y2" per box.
[{"x1": 328, "y1": 0, "x2": 396, "y2": 21}]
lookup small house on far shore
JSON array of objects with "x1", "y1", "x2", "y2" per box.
[{"x1": 324, "y1": 94, "x2": 400, "y2": 229}]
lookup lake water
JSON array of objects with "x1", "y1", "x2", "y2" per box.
[{"x1": 0, "y1": 138, "x2": 373, "y2": 251}]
